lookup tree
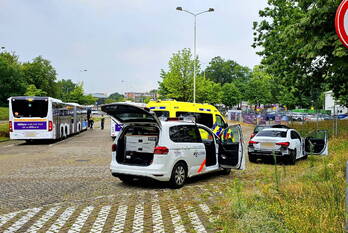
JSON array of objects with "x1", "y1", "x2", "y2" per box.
[
  {"x1": 205, "y1": 56, "x2": 252, "y2": 85},
  {"x1": 221, "y1": 83, "x2": 242, "y2": 108},
  {"x1": 24, "y1": 84, "x2": 47, "y2": 96},
  {"x1": 195, "y1": 77, "x2": 222, "y2": 104},
  {"x1": 253, "y1": 0, "x2": 348, "y2": 107},
  {"x1": 22, "y1": 56, "x2": 58, "y2": 97},
  {"x1": 0, "y1": 52, "x2": 26, "y2": 106},
  {"x1": 108, "y1": 92, "x2": 124, "y2": 102},
  {"x1": 158, "y1": 48, "x2": 199, "y2": 102},
  {"x1": 68, "y1": 83, "x2": 96, "y2": 105},
  {"x1": 246, "y1": 66, "x2": 274, "y2": 107},
  {"x1": 56, "y1": 79, "x2": 77, "y2": 102}
]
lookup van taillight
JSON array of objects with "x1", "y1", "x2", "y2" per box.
[
  {"x1": 154, "y1": 146, "x2": 169, "y2": 155},
  {"x1": 9, "y1": 121, "x2": 13, "y2": 132},
  {"x1": 48, "y1": 121, "x2": 53, "y2": 131},
  {"x1": 248, "y1": 140, "x2": 259, "y2": 145},
  {"x1": 112, "y1": 144, "x2": 117, "y2": 152}
]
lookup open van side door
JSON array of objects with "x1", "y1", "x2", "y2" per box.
[
  {"x1": 218, "y1": 125, "x2": 245, "y2": 170},
  {"x1": 304, "y1": 130, "x2": 328, "y2": 156}
]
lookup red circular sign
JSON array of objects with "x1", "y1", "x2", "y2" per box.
[{"x1": 335, "y1": 0, "x2": 348, "y2": 48}]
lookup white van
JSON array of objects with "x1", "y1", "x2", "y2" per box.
[{"x1": 101, "y1": 103, "x2": 245, "y2": 188}]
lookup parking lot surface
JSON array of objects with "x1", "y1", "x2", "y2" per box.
[{"x1": 0, "y1": 119, "x2": 249, "y2": 232}]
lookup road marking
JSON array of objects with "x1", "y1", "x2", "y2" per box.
[
  {"x1": 152, "y1": 193, "x2": 165, "y2": 233},
  {"x1": 111, "y1": 205, "x2": 128, "y2": 233},
  {"x1": 26, "y1": 206, "x2": 60, "y2": 233},
  {"x1": 0, "y1": 211, "x2": 20, "y2": 227},
  {"x1": 90, "y1": 205, "x2": 111, "y2": 233},
  {"x1": 47, "y1": 207, "x2": 75, "y2": 233},
  {"x1": 132, "y1": 203, "x2": 144, "y2": 233},
  {"x1": 4, "y1": 208, "x2": 41, "y2": 233},
  {"x1": 186, "y1": 206, "x2": 207, "y2": 233},
  {"x1": 68, "y1": 206, "x2": 94, "y2": 233},
  {"x1": 198, "y1": 203, "x2": 214, "y2": 223},
  {"x1": 168, "y1": 205, "x2": 186, "y2": 233}
]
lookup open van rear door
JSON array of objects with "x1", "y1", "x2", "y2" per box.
[
  {"x1": 101, "y1": 103, "x2": 161, "y2": 128},
  {"x1": 218, "y1": 125, "x2": 245, "y2": 170},
  {"x1": 304, "y1": 130, "x2": 328, "y2": 155}
]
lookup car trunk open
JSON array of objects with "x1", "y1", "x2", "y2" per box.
[{"x1": 116, "y1": 124, "x2": 160, "y2": 166}]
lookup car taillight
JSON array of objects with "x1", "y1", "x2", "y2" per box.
[
  {"x1": 48, "y1": 121, "x2": 53, "y2": 131},
  {"x1": 276, "y1": 142, "x2": 290, "y2": 147},
  {"x1": 9, "y1": 121, "x2": 13, "y2": 132},
  {"x1": 154, "y1": 146, "x2": 169, "y2": 155},
  {"x1": 250, "y1": 133, "x2": 256, "y2": 139},
  {"x1": 248, "y1": 140, "x2": 259, "y2": 145},
  {"x1": 112, "y1": 144, "x2": 117, "y2": 152}
]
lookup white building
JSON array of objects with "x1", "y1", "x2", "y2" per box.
[{"x1": 324, "y1": 91, "x2": 347, "y2": 115}]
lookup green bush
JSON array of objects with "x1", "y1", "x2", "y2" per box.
[{"x1": 0, "y1": 107, "x2": 8, "y2": 121}]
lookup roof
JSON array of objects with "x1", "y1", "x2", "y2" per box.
[
  {"x1": 147, "y1": 100, "x2": 220, "y2": 113},
  {"x1": 263, "y1": 128, "x2": 289, "y2": 132}
]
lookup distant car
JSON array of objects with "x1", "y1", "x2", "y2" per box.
[
  {"x1": 250, "y1": 124, "x2": 290, "y2": 139},
  {"x1": 337, "y1": 114, "x2": 348, "y2": 119},
  {"x1": 265, "y1": 112, "x2": 276, "y2": 121},
  {"x1": 91, "y1": 110, "x2": 103, "y2": 115},
  {"x1": 248, "y1": 128, "x2": 328, "y2": 164},
  {"x1": 290, "y1": 113, "x2": 306, "y2": 121}
]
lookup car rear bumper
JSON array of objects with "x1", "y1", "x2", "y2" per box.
[
  {"x1": 248, "y1": 149, "x2": 289, "y2": 157},
  {"x1": 110, "y1": 162, "x2": 172, "y2": 182}
]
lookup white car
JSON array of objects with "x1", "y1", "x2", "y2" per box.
[
  {"x1": 101, "y1": 103, "x2": 245, "y2": 188},
  {"x1": 248, "y1": 128, "x2": 328, "y2": 164}
]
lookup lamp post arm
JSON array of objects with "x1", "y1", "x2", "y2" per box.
[
  {"x1": 181, "y1": 9, "x2": 195, "y2": 16},
  {"x1": 195, "y1": 10, "x2": 211, "y2": 16}
]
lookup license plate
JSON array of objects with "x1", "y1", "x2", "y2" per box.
[
  {"x1": 262, "y1": 142, "x2": 274, "y2": 148},
  {"x1": 25, "y1": 132, "x2": 37, "y2": 137}
]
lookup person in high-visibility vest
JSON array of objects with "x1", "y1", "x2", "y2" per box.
[{"x1": 211, "y1": 123, "x2": 223, "y2": 137}]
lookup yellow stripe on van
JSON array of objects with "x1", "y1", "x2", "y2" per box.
[{"x1": 14, "y1": 119, "x2": 47, "y2": 122}]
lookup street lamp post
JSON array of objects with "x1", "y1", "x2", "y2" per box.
[{"x1": 176, "y1": 7, "x2": 214, "y2": 103}]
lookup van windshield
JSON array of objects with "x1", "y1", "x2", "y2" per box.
[
  {"x1": 176, "y1": 112, "x2": 213, "y2": 128},
  {"x1": 153, "y1": 111, "x2": 169, "y2": 118},
  {"x1": 11, "y1": 99, "x2": 48, "y2": 118}
]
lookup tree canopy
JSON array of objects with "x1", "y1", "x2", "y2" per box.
[
  {"x1": 0, "y1": 51, "x2": 99, "y2": 106},
  {"x1": 205, "y1": 56, "x2": 252, "y2": 85},
  {"x1": 253, "y1": 0, "x2": 348, "y2": 107}
]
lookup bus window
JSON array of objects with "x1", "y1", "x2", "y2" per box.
[
  {"x1": 153, "y1": 111, "x2": 169, "y2": 118},
  {"x1": 12, "y1": 99, "x2": 48, "y2": 118},
  {"x1": 176, "y1": 112, "x2": 213, "y2": 128}
]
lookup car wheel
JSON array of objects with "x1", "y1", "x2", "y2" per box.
[
  {"x1": 249, "y1": 154, "x2": 257, "y2": 163},
  {"x1": 170, "y1": 162, "x2": 187, "y2": 189},
  {"x1": 119, "y1": 175, "x2": 134, "y2": 184},
  {"x1": 221, "y1": 168, "x2": 231, "y2": 175},
  {"x1": 287, "y1": 150, "x2": 296, "y2": 165},
  {"x1": 302, "y1": 153, "x2": 308, "y2": 160}
]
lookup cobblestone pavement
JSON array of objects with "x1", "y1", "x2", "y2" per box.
[{"x1": 0, "y1": 119, "x2": 251, "y2": 232}]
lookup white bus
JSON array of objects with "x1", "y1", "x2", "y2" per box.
[
  {"x1": 8, "y1": 96, "x2": 88, "y2": 141},
  {"x1": 108, "y1": 102, "x2": 146, "y2": 138}
]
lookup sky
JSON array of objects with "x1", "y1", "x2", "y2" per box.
[{"x1": 0, "y1": 0, "x2": 268, "y2": 95}]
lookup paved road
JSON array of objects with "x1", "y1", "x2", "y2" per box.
[{"x1": 0, "y1": 119, "x2": 252, "y2": 232}]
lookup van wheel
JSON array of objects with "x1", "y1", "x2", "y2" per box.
[
  {"x1": 221, "y1": 168, "x2": 231, "y2": 175},
  {"x1": 119, "y1": 175, "x2": 134, "y2": 184},
  {"x1": 170, "y1": 162, "x2": 187, "y2": 189}
]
